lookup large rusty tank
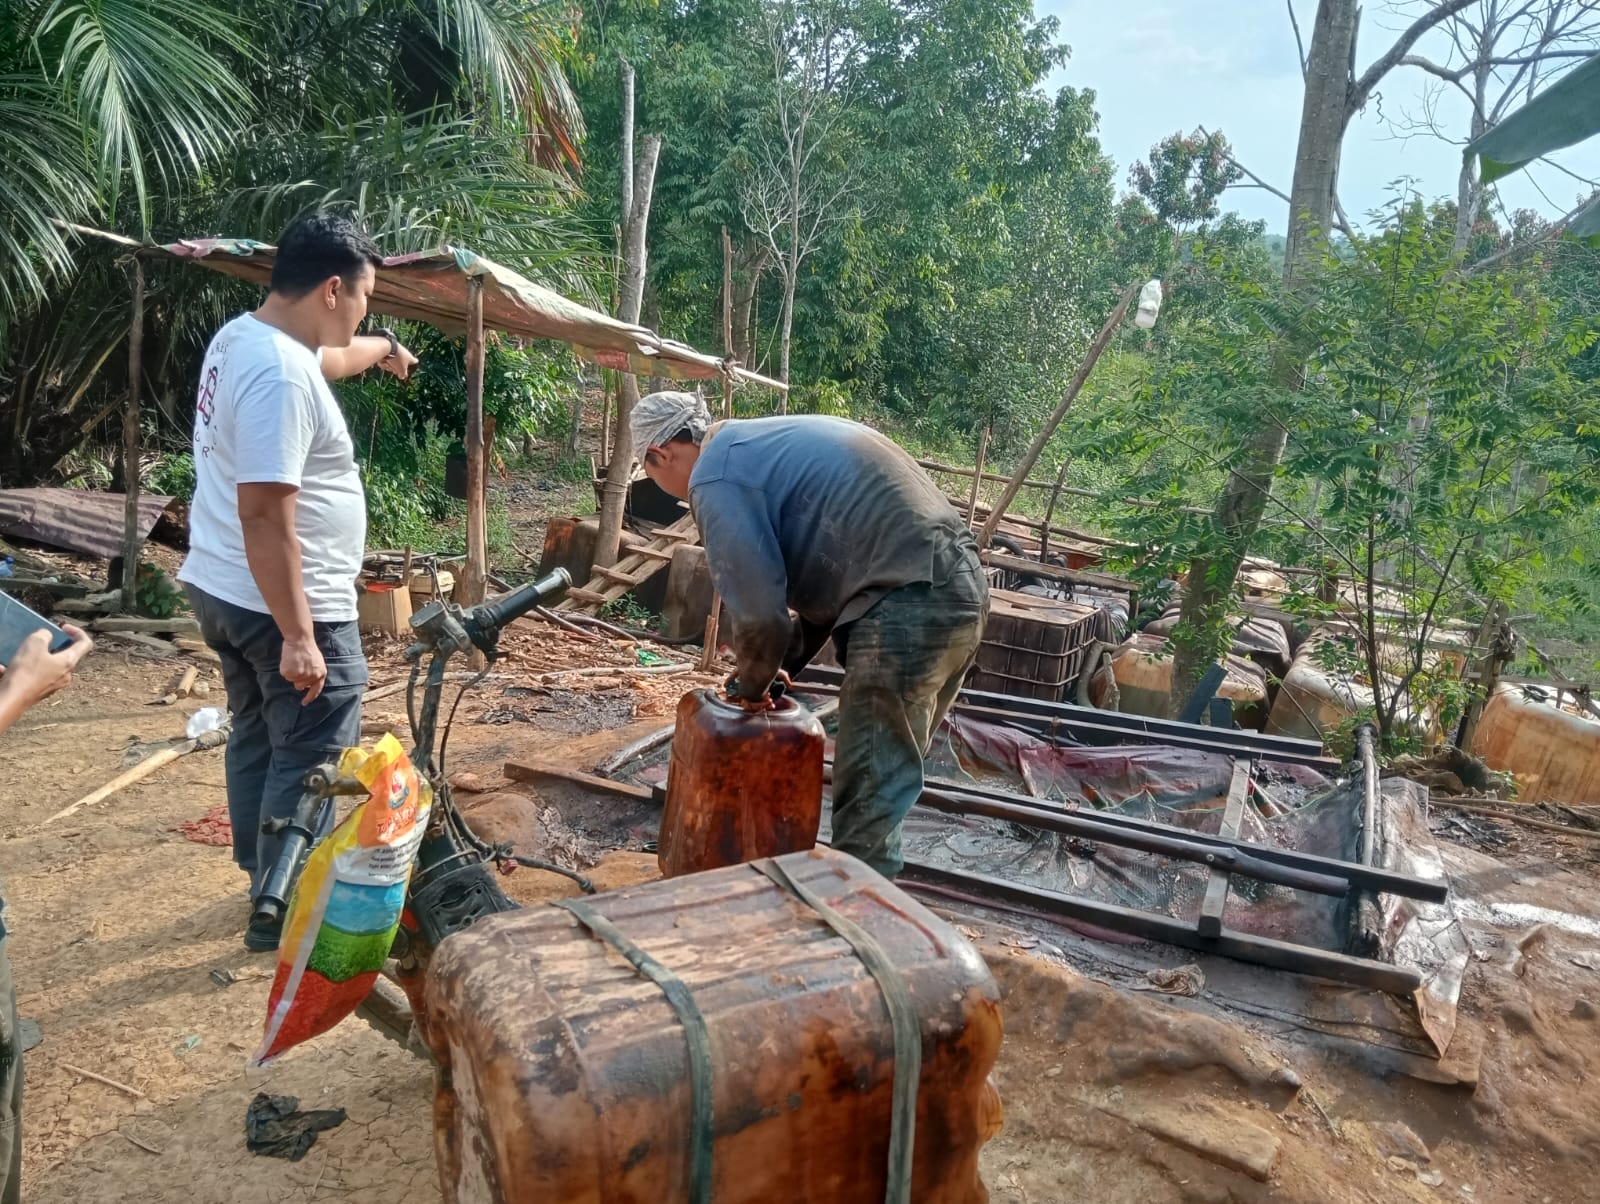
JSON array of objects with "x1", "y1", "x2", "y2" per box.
[{"x1": 424, "y1": 847, "x2": 1004, "y2": 1204}]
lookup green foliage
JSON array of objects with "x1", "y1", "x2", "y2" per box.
[
  {"x1": 147, "y1": 451, "x2": 196, "y2": 501},
  {"x1": 336, "y1": 329, "x2": 577, "y2": 479},
  {"x1": 362, "y1": 462, "x2": 449, "y2": 551},
  {"x1": 1, "y1": 0, "x2": 596, "y2": 485},
  {"x1": 599, "y1": 594, "x2": 656, "y2": 627},
  {"x1": 134, "y1": 561, "x2": 186, "y2": 617},
  {"x1": 1127, "y1": 129, "x2": 1240, "y2": 232},
  {"x1": 574, "y1": 0, "x2": 1118, "y2": 444},
  {"x1": 1106, "y1": 200, "x2": 1600, "y2": 744}
]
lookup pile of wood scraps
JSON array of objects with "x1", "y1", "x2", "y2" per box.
[{"x1": 0, "y1": 539, "x2": 213, "y2": 664}]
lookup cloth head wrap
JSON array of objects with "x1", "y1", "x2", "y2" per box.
[{"x1": 630, "y1": 391, "x2": 711, "y2": 463}]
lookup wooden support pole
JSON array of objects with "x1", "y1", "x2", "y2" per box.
[
  {"x1": 120, "y1": 261, "x2": 146, "y2": 613},
  {"x1": 975, "y1": 285, "x2": 1135, "y2": 549},
  {"x1": 462, "y1": 276, "x2": 488, "y2": 609},
  {"x1": 966, "y1": 426, "x2": 990, "y2": 530},
  {"x1": 975, "y1": 282, "x2": 1138, "y2": 550},
  {"x1": 1039, "y1": 456, "x2": 1072, "y2": 563},
  {"x1": 700, "y1": 227, "x2": 737, "y2": 672}
]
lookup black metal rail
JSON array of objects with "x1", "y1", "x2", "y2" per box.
[
  {"x1": 819, "y1": 764, "x2": 1450, "y2": 903},
  {"x1": 794, "y1": 666, "x2": 1338, "y2": 770},
  {"x1": 899, "y1": 861, "x2": 1425, "y2": 996},
  {"x1": 914, "y1": 785, "x2": 1350, "y2": 897}
]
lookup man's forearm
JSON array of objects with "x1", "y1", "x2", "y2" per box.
[
  {"x1": 730, "y1": 611, "x2": 794, "y2": 700},
  {"x1": 241, "y1": 516, "x2": 316, "y2": 641},
  {"x1": 320, "y1": 335, "x2": 393, "y2": 380}
]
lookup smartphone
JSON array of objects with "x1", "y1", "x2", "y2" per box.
[{"x1": 0, "y1": 590, "x2": 74, "y2": 668}]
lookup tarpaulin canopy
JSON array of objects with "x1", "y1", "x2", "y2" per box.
[{"x1": 144, "y1": 239, "x2": 784, "y2": 390}]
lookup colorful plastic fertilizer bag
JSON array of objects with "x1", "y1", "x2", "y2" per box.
[{"x1": 251, "y1": 733, "x2": 432, "y2": 1066}]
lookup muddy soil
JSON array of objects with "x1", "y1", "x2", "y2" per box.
[{"x1": 5, "y1": 638, "x2": 1600, "y2": 1203}]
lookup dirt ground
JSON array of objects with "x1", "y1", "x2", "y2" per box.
[{"x1": 6, "y1": 627, "x2": 1600, "y2": 1201}]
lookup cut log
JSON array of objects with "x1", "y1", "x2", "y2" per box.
[{"x1": 91, "y1": 616, "x2": 200, "y2": 635}]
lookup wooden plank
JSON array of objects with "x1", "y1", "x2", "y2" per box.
[
  {"x1": 1198, "y1": 760, "x2": 1251, "y2": 938},
  {"x1": 91, "y1": 616, "x2": 201, "y2": 635},
  {"x1": 980, "y1": 549, "x2": 1137, "y2": 595},
  {"x1": 503, "y1": 758, "x2": 657, "y2": 803}
]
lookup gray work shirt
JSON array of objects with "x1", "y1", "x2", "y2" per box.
[{"x1": 688, "y1": 416, "x2": 982, "y2": 695}]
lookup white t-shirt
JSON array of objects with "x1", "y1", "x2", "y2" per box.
[{"x1": 178, "y1": 314, "x2": 366, "y2": 622}]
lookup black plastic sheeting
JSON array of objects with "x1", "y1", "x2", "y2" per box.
[{"x1": 848, "y1": 711, "x2": 1354, "y2": 950}]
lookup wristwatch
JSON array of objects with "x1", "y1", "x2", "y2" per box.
[{"x1": 374, "y1": 326, "x2": 400, "y2": 361}]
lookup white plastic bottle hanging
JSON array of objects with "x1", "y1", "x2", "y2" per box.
[{"x1": 1134, "y1": 279, "x2": 1163, "y2": 329}]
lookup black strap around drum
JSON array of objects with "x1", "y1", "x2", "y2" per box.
[
  {"x1": 754, "y1": 858, "x2": 918, "y2": 1204},
  {"x1": 554, "y1": 898, "x2": 713, "y2": 1204}
]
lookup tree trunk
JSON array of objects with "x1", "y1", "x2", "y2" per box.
[
  {"x1": 594, "y1": 119, "x2": 662, "y2": 569},
  {"x1": 733, "y1": 242, "x2": 766, "y2": 370},
  {"x1": 777, "y1": 150, "x2": 804, "y2": 409},
  {"x1": 778, "y1": 263, "x2": 797, "y2": 407},
  {"x1": 643, "y1": 285, "x2": 666, "y2": 394},
  {"x1": 462, "y1": 277, "x2": 488, "y2": 609},
  {"x1": 120, "y1": 263, "x2": 145, "y2": 613},
  {"x1": 1168, "y1": 0, "x2": 1360, "y2": 714}
]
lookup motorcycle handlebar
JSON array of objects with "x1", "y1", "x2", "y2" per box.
[{"x1": 469, "y1": 568, "x2": 572, "y2": 638}]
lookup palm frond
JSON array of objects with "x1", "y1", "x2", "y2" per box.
[
  {"x1": 208, "y1": 110, "x2": 599, "y2": 299},
  {"x1": 33, "y1": 0, "x2": 255, "y2": 226},
  {"x1": 0, "y1": 72, "x2": 95, "y2": 320},
  {"x1": 419, "y1": 0, "x2": 583, "y2": 171}
]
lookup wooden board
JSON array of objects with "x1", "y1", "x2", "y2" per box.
[{"x1": 980, "y1": 549, "x2": 1137, "y2": 595}]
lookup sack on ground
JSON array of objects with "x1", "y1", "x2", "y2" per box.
[{"x1": 251, "y1": 733, "x2": 431, "y2": 1066}]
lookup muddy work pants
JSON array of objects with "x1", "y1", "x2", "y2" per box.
[{"x1": 829, "y1": 573, "x2": 986, "y2": 878}]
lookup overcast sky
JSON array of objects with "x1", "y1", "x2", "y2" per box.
[{"x1": 1035, "y1": 0, "x2": 1600, "y2": 235}]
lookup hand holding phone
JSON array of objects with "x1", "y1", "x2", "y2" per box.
[{"x1": 0, "y1": 624, "x2": 93, "y2": 722}]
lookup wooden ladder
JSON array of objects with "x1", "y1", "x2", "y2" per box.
[{"x1": 555, "y1": 513, "x2": 699, "y2": 614}]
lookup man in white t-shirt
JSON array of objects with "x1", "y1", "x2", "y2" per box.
[{"x1": 178, "y1": 211, "x2": 417, "y2": 952}]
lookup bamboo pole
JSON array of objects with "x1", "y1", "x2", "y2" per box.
[
  {"x1": 976, "y1": 282, "x2": 1138, "y2": 550},
  {"x1": 47, "y1": 744, "x2": 189, "y2": 824},
  {"x1": 699, "y1": 227, "x2": 737, "y2": 673},
  {"x1": 462, "y1": 276, "x2": 488, "y2": 609},
  {"x1": 1039, "y1": 457, "x2": 1072, "y2": 562},
  {"x1": 120, "y1": 261, "x2": 145, "y2": 612},
  {"x1": 966, "y1": 426, "x2": 990, "y2": 530}
]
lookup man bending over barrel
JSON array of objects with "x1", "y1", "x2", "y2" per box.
[{"x1": 631, "y1": 391, "x2": 988, "y2": 879}]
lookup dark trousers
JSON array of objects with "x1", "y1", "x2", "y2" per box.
[
  {"x1": 0, "y1": 926, "x2": 20, "y2": 1204},
  {"x1": 830, "y1": 567, "x2": 987, "y2": 878},
  {"x1": 185, "y1": 586, "x2": 367, "y2": 898}
]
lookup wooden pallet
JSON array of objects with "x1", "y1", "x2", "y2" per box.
[{"x1": 555, "y1": 513, "x2": 700, "y2": 614}]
